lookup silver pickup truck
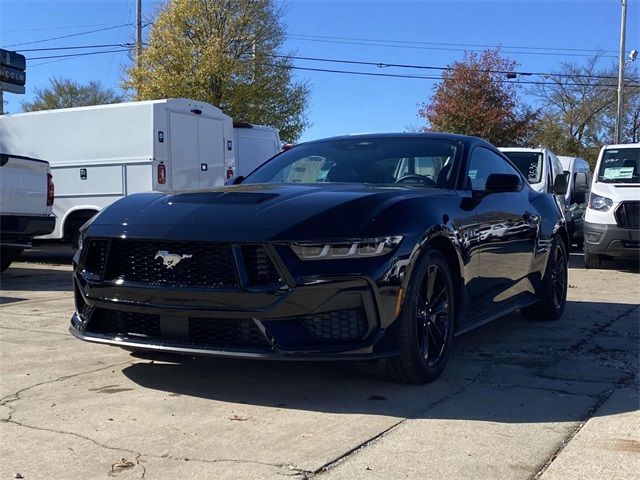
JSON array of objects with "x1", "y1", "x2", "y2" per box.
[{"x1": 0, "y1": 153, "x2": 56, "y2": 272}]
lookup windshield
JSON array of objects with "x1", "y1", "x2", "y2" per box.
[
  {"x1": 598, "y1": 147, "x2": 640, "y2": 184},
  {"x1": 243, "y1": 138, "x2": 460, "y2": 187},
  {"x1": 502, "y1": 151, "x2": 543, "y2": 184}
]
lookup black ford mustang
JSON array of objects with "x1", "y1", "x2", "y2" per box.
[{"x1": 71, "y1": 133, "x2": 569, "y2": 383}]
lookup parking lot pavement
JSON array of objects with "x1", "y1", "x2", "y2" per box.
[{"x1": 1, "y1": 257, "x2": 638, "y2": 480}]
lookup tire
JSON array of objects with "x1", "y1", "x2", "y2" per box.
[
  {"x1": 385, "y1": 249, "x2": 456, "y2": 384},
  {"x1": 521, "y1": 235, "x2": 568, "y2": 321},
  {"x1": 584, "y1": 251, "x2": 602, "y2": 269},
  {"x1": 0, "y1": 247, "x2": 16, "y2": 273}
]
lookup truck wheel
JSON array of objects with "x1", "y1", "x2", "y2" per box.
[
  {"x1": 522, "y1": 234, "x2": 567, "y2": 321},
  {"x1": 0, "y1": 247, "x2": 16, "y2": 273},
  {"x1": 584, "y1": 251, "x2": 602, "y2": 269}
]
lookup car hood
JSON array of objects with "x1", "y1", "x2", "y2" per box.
[
  {"x1": 89, "y1": 183, "x2": 451, "y2": 242},
  {"x1": 591, "y1": 182, "x2": 640, "y2": 202}
]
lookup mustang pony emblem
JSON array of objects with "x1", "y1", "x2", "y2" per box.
[{"x1": 154, "y1": 250, "x2": 193, "y2": 269}]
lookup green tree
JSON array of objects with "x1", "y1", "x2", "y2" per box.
[
  {"x1": 21, "y1": 78, "x2": 124, "y2": 111},
  {"x1": 125, "y1": 0, "x2": 310, "y2": 142},
  {"x1": 418, "y1": 49, "x2": 537, "y2": 146}
]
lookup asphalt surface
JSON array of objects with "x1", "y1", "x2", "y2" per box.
[{"x1": 1, "y1": 246, "x2": 638, "y2": 479}]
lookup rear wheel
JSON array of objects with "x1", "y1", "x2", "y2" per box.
[
  {"x1": 385, "y1": 249, "x2": 455, "y2": 384},
  {"x1": 0, "y1": 247, "x2": 16, "y2": 273},
  {"x1": 522, "y1": 235, "x2": 568, "y2": 321},
  {"x1": 584, "y1": 251, "x2": 602, "y2": 269}
]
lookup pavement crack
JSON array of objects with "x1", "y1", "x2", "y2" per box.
[
  {"x1": 0, "y1": 361, "x2": 135, "y2": 421},
  {"x1": 4, "y1": 419, "x2": 309, "y2": 477}
]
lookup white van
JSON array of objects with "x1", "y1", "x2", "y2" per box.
[
  {"x1": 0, "y1": 99, "x2": 235, "y2": 246},
  {"x1": 584, "y1": 144, "x2": 639, "y2": 268},
  {"x1": 233, "y1": 122, "x2": 281, "y2": 176},
  {"x1": 558, "y1": 156, "x2": 591, "y2": 245},
  {"x1": 499, "y1": 147, "x2": 572, "y2": 236}
]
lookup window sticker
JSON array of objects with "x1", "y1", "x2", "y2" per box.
[
  {"x1": 286, "y1": 158, "x2": 325, "y2": 182},
  {"x1": 468, "y1": 169, "x2": 478, "y2": 179},
  {"x1": 603, "y1": 167, "x2": 634, "y2": 179}
]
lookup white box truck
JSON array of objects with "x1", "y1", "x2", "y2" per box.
[
  {"x1": 0, "y1": 99, "x2": 236, "y2": 245},
  {"x1": 233, "y1": 122, "x2": 281, "y2": 175}
]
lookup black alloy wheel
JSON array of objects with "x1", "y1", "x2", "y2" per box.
[
  {"x1": 416, "y1": 264, "x2": 451, "y2": 367},
  {"x1": 521, "y1": 234, "x2": 568, "y2": 321},
  {"x1": 386, "y1": 249, "x2": 455, "y2": 384},
  {"x1": 550, "y1": 243, "x2": 567, "y2": 311}
]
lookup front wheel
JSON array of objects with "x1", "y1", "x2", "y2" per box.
[
  {"x1": 385, "y1": 249, "x2": 456, "y2": 384},
  {"x1": 522, "y1": 235, "x2": 568, "y2": 321},
  {"x1": 584, "y1": 251, "x2": 602, "y2": 269}
]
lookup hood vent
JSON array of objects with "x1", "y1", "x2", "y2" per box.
[{"x1": 168, "y1": 192, "x2": 279, "y2": 205}]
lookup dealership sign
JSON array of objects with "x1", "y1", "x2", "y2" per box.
[{"x1": 0, "y1": 48, "x2": 26, "y2": 94}]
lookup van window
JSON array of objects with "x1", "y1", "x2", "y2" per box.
[
  {"x1": 598, "y1": 147, "x2": 639, "y2": 184},
  {"x1": 501, "y1": 151, "x2": 543, "y2": 183}
]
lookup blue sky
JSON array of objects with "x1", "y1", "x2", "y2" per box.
[{"x1": 1, "y1": 0, "x2": 639, "y2": 142}]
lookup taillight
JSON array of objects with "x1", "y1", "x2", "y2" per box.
[
  {"x1": 226, "y1": 167, "x2": 234, "y2": 179},
  {"x1": 157, "y1": 163, "x2": 167, "y2": 185},
  {"x1": 47, "y1": 173, "x2": 54, "y2": 206}
]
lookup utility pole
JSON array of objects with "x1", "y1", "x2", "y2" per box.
[
  {"x1": 136, "y1": 0, "x2": 143, "y2": 68},
  {"x1": 0, "y1": 91, "x2": 4, "y2": 115},
  {"x1": 615, "y1": 0, "x2": 627, "y2": 144}
]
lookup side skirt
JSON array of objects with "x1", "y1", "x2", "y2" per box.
[{"x1": 454, "y1": 293, "x2": 538, "y2": 336}]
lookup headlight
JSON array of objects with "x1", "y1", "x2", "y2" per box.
[
  {"x1": 291, "y1": 236, "x2": 403, "y2": 260},
  {"x1": 589, "y1": 193, "x2": 613, "y2": 212}
]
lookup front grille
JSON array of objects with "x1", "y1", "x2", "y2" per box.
[
  {"x1": 82, "y1": 239, "x2": 109, "y2": 279},
  {"x1": 301, "y1": 308, "x2": 368, "y2": 341},
  {"x1": 241, "y1": 246, "x2": 281, "y2": 287},
  {"x1": 615, "y1": 201, "x2": 640, "y2": 229},
  {"x1": 105, "y1": 240, "x2": 238, "y2": 289},
  {"x1": 86, "y1": 308, "x2": 269, "y2": 348},
  {"x1": 189, "y1": 318, "x2": 267, "y2": 346}
]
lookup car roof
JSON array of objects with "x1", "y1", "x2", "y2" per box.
[{"x1": 301, "y1": 132, "x2": 492, "y2": 148}]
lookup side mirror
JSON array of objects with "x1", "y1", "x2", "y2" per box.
[
  {"x1": 485, "y1": 173, "x2": 522, "y2": 193},
  {"x1": 225, "y1": 175, "x2": 245, "y2": 185},
  {"x1": 553, "y1": 173, "x2": 568, "y2": 195},
  {"x1": 575, "y1": 172, "x2": 589, "y2": 192}
]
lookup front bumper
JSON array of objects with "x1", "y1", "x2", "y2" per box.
[
  {"x1": 583, "y1": 221, "x2": 640, "y2": 258},
  {"x1": 0, "y1": 214, "x2": 55, "y2": 248},
  {"x1": 70, "y1": 239, "x2": 408, "y2": 359}
]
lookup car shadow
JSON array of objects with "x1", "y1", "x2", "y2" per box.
[
  {"x1": 0, "y1": 266, "x2": 73, "y2": 292},
  {"x1": 122, "y1": 300, "x2": 639, "y2": 424}
]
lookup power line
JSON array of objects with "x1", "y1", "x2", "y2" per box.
[
  {"x1": 269, "y1": 54, "x2": 628, "y2": 81},
  {"x1": 16, "y1": 42, "x2": 628, "y2": 81},
  {"x1": 3, "y1": 23, "x2": 119, "y2": 34},
  {"x1": 286, "y1": 35, "x2": 619, "y2": 59},
  {"x1": 26, "y1": 48, "x2": 132, "y2": 61},
  {"x1": 18, "y1": 44, "x2": 133, "y2": 52},
  {"x1": 288, "y1": 33, "x2": 620, "y2": 55},
  {"x1": 4, "y1": 24, "x2": 133, "y2": 48},
  {"x1": 264, "y1": 63, "x2": 640, "y2": 88}
]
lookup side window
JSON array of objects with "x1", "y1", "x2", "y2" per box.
[{"x1": 467, "y1": 147, "x2": 521, "y2": 190}]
